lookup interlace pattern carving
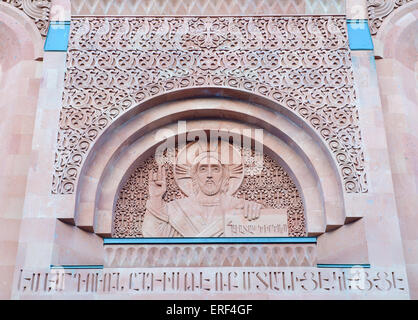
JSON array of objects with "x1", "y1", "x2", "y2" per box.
[
  {"x1": 367, "y1": 0, "x2": 414, "y2": 35},
  {"x1": 113, "y1": 151, "x2": 305, "y2": 238},
  {"x1": 54, "y1": 16, "x2": 368, "y2": 194},
  {"x1": 2, "y1": 0, "x2": 51, "y2": 37}
]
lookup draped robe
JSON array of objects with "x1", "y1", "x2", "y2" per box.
[{"x1": 142, "y1": 195, "x2": 243, "y2": 237}]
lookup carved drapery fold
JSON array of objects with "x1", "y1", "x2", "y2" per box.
[{"x1": 113, "y1": 151, "x2": 305, "y2": 238}]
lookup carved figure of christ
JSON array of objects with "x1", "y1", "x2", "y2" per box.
[{"x1": 142, "y1": 154, "x2": 262, "y2": 237}]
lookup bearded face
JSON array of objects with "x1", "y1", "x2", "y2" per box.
[{"x1": 195, "y1": 157, "x2": 224, "y2": 196}]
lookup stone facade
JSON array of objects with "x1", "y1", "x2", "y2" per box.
[{"x1": 0, "y1": 0, "x2": 417, "y2": 300}]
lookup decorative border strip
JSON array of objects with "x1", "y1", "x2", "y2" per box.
[
  {"x1": 104, "y1": 242, "x2": 318, "y2": 267},
  {"x1": 44, "y1": 21, "x2": 71, "y2": 51},
  {"x1": 16, "y1": 267, "x2": 408, "y2": 295},
  {"x1": 50, "y1": 265, "x2": 104, "y2": 269},
  {"x1": 317, "y1": 264, "x2": 371, "y2": 268},
  {"x1": 103, "y1": 237, "x2": 317, "y2": 244},
  {"x1": 70, "y1": 0, "x2": 346, "y2": 16}
]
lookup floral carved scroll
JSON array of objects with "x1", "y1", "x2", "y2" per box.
[{"x1": 54, "y1": 16, "x2": 368, "y2": 195}]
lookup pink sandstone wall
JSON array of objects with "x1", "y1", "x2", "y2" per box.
[
  {"x1": 375, "y1": 3, "x2": 418, "y2": 299},
  {"x1": 0, "y1": 4, "x2": 43, "y2": 299},
  {"x1": 0, "y1": 0, "x2": 416, "y2": 299}
]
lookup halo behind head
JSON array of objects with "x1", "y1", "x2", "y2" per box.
[{"x1": 174, "y1": 140, "x2": 244, "y2": 196}]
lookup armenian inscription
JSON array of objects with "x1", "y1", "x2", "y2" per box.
[
  {"x1": 16, "y1": 267, "x2": 407, "y2": 297},
  {"x1": 225, "y1": 208, "x2": 288, "y2": 237}
]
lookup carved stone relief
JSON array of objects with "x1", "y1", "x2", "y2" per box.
[
  {"x1": 367, "y1": 0, "x2": 415, "y2": 35},
  {"x1": 2, "y1": 0, "x2": 51, "y2": 37},
  {"x1": 16, "y1": 267, "x2": 408, "y2": 296},
  {"x1": 113, "y1": 145, "x2": 305, "y2": 238},
  {"x1": 54, "y1": 16, "x2": 368, "y2": 195},
  {"x1": 104, "y1": 244, "x2": 317, "y2": 267}
]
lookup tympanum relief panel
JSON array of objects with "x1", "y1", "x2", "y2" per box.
[
  {"x1": 113, "y1": 144, "x2": 305, "y2": 238},
  {"x1": 54, "y1": 16, "x2": 368, "y2": 195}
]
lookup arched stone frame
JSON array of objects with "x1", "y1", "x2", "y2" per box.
[
  {"x1": 104, "y1": 122, "x2": 320, "y2": 236},
  {"x1": 0, "y1": 0, "x2": 51, "y2": 37},
  {"x1": 0, "y1": 2, "x2": 43, "y2": 60},
  {"x1": 372, "y1": 1, "x2": 418, "y2": 59},
  {"x1": 64, "y1": 88, "x2": 357, "y2": 239}
]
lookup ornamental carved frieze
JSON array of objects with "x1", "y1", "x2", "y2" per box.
[
  {"x1": 104, "y1": 244, "x2": 316, "y2": 267},
  {"x1": 2, "y1": 0, "x2": 51, "y2": 37},
  {"x1": 53, "y1": 16, "x2": 368, "y2": 195},
  {"x1": 367, "y1": 0, "x2": 415, "y2": 35},
  {"x1": 71, "y1": 0, "x2": 345, "y2": 16},
  {"x1": 113, "y1": 147, "x2": 305, "y2": 238}
]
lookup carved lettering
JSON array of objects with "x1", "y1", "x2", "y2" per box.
[{"x1": 15, "y1": 268, "x2": 407, "y2": 297}]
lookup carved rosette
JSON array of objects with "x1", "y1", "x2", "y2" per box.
[
  {"x1": 367, "y1": 0, "x2": 414, "y2": 35},
  {"x1": 113, "y1": 151, "x2": 305, "y2": 238},
  {"x1": 2, "y1": 0, "x2": 51, "y2": 37},
  {"x1": 54, "y1": 16, "x2": 368, "y2": 195}
]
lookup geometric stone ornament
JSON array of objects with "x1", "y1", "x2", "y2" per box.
[
  {"x1": 2, "y1": 0, "x2": 51, "y2": 37},
  {"x1": 71, "y1": 0, "x2": 346, "y2": 16},
  {"x1": 104, "y1": 243, "x2": 317, "y2": 268},
  {"x1": 113, "y1": 149, "x2": 306, "y2": 238},
  {"x1": 54, "y1": 16, "x2": 368, "y2": 195},
  {"x1": 367, "y1": 0, "x2": 414, "y2": 35}
]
